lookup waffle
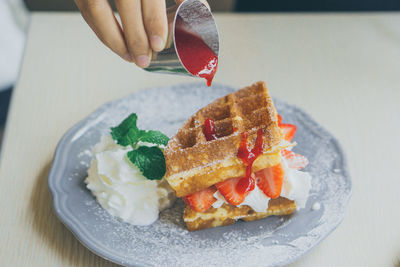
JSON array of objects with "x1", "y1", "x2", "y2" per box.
[
  {"x1": 184, "y1": 197, "x2": 296, "y2": 231},
  {"x1": 164, "y1": 81, "x2": 288, "y2": 197}
]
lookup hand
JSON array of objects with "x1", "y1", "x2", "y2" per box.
[
  {"x1": 75, "y1": 0, "x2": 209, "y2": 68},
  {"x1": 75, "y1": 0, "x2": 190, "y2": 68}
]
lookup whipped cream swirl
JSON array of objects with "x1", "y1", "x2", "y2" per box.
[{"x1": 86, "y1": 136, "x2": 175, "y2": 225}]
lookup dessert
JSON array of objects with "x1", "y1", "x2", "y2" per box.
[
  {"x1": 86, "y1": 114, "x2": 175, "y2": 225},
  {"x1": 164, "y1": 81, "x2": 311, "y2": 231}
]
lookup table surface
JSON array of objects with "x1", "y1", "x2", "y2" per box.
[{"x1": 1, "y1": 12, "x2": 400, "y2": 267}]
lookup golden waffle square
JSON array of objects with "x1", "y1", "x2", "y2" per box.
[{"x1": 164, "y1": 81, "x2": 287, "y2": 197}]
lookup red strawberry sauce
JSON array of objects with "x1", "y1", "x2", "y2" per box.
[
  {"x1": 174, "y1": 17, "x2": 218, "y2": 87},
  {"x1": 203, "y1": 118, "x2": 218, "y2": 141},
  {"x1": 202, "y1": 118, "x2": 265, "y2": 195},
  {"x1": 236, "y1": 129, "x2": 265, "y2": 194}
]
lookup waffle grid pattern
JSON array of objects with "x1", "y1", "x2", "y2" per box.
[
  {"x1": 175, "y1": 83, "x2": 273, "y2": 149},
  {"x1": 165, "y1": 81, "x2": 282, "y2": 177}
]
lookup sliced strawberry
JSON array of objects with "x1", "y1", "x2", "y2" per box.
[
  {"x1": 255, "y1": 164, "x2": 285, "y2": 199},
  {"x1": 281, "y1": 149, "x2": 309, "y2": 170},
  {"x1": 183, "y1": 187, "x2": 217, "y2": 212},
  {"x1": 279, "y1": 123, "x2": 297, "y2": 142},
  {"x1": 216, "y1": 176, "x2": 254, "y2": 205},
  {"x1": 277, "y1": 114, "x2": 282, "y2": 124}
]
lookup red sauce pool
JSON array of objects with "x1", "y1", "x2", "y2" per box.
[{"x1": 175, "y1": 16, "x2": 218, "y2": 86}]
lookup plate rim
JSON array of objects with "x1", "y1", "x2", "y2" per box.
[{"x1": 48, "y1": 83, "x2": 352, "y2": 267}]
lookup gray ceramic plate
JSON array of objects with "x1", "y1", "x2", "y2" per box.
[{"x1": 48, "y1": 83, "x2": 351, "y2": 267}]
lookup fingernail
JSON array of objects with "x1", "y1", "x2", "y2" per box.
[
  {"x1": 150, "y1": 35, "x2": 165, "y2": 52},
  {"x1": 124, "y1": 53, "x2": 133, "y2": 62},
  {"x1": 135, "y1": 55, "x2": 150, "y2": 68}
]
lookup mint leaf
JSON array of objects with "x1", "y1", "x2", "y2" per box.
[
  {"x1": 138, "y1": 130, "x2": 169, "y2": 146},
  {"x1": 127, "y1": 146, "x2": 166, "y2": 180},
  {"x1": 110, "y1": 113, "x2": 141, "y2": 146},
  {"x1": 111, "y1": 113, "x2": 169, "y2": 180}
]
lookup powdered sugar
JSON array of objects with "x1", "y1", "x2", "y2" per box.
[
  {"x1": 48, "y1": 83, "x2": 351, "y2": 267},
  {"x1": 312, "y1": 202, "x2": 321, "y2": 211}
]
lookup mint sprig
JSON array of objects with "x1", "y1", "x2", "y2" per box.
[{"x1": 110, "y1": 113, "x2": 169, "y2": 180}]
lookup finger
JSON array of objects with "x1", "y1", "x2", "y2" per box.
[
  {"x1": 142, "y1": 0, "x2": 168, "y2": 52},
  {"x1": 75, "y1": 0, "x2": 132, "y2": 62},
  {"x1": 115, "y1": 0, "x2": 151, "y2": 68}
]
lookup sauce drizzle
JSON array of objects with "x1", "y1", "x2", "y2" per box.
[{"x1": 236, "y1": 129, "x2": 265, "y2": 194}]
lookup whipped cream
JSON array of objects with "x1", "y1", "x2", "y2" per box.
[
  {"x1": 85, "y1": 135, "x2": 175, "y2": 225},
  {"x1": 280, "y1": 159, "x2": 312, "y2": 209},
  {"x1": 212, "y1": 157, "x2": 311, "y2": 212}
]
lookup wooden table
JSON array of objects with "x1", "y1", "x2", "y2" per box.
[{"x1": 1, "y1": 12, "x2": 399, "y2": 267}]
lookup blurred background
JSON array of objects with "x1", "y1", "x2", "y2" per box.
[
  {"x1": 23, "y1": 0, "x2": 400, "y2": 12},
  {"x1": 1, "y1": 0, "x2": 400, "y2": 148}
]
